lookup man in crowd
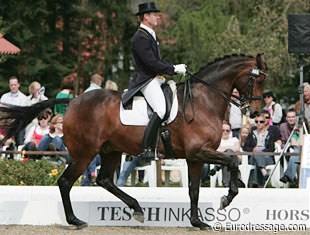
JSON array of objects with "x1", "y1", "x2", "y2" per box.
[{"x1": 0, "y1": 76, "x2": 28, "y2": 146}]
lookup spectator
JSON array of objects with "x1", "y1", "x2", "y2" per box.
[
  {"x1": 263, "y1": 90, "x2": 283, "y2": 126},
  {"x1": 117, "y1": 155, "x2": 144, "y2": 186},
  {"x1": 209, "y1": 121, "x2": 242, "y2": 187},
  {"x1": 25, "y1": 81, "x2": 49, "y2": 138},
  {"x1": 227, "y1": 88, "x2": 243, "y2": 138},
  {"x1": 22, "y1": 111, "x2": 50, "y2": 160},
  {"x1": 81, "y1": 73, "x2": 104, "y2": 186},
  {"x1": 105, "y1": 80, "x2": 118, "y2": 91},
  {"x1": 261, "y1": 110, "x2": 282, "y2": 147},
  {"x1": 295, "y1": 82, "x2": 310, "y2": 129},
  {"x1": 279, "y1": 129, "x2": 300, "y2": 187},
  {"x1": 27, "y1": 81, "x2": 48, "y2": 105},
  {"x1": 84, "y1": 73, "x2": 103, "y2": 93},
  {"x1": 239, "y1": 127, "x2": 250, "y2": 150},
  {"x1": 0, "y1": 76, "x2": 28, "y2": 146},
  {"x1": 243, "y1": 113, "x2": 276, "y2": 187},
  {"x1": 37, "y1": 115, "x2": 69, "y2": 163},
  {"x1": 54, "y1": 75, "x2": 75, "y2": 116},
  {"x1": 279, "y1": 109, "x2": 297, "y2": 148},
  {"x1": 0, "y1": 128, "x2": 15, "y2": 159}
]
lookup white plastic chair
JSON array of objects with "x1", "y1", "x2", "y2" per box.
[
  {"x1": 238, "y1": 153, "x2": 250, "y2": 187},
  {"x1": 119, "y1": 154, "x2": 157, "y2": 187},
  {"x1": 15, "y1": 145, "x2": 25, "y2": 161},
  {"x1": 244, "y1": 143, "x2": 283, "y2": 188},
  {"x1": 161, "y1": 159, "x2": 188, "y2": 187},
  {"x1": 132, "y1": 160, "x2": 157, "y2": 187}
]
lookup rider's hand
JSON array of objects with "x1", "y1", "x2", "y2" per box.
[{"x1": 174, "y1": 64, "x2": 187, "y2": 75}]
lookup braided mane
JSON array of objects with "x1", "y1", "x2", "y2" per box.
[{"x1": 195, "y1": 53, "x2": 254, "y2": 75}]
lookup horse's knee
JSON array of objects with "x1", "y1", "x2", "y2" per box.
[{"x1": 96, "y1": 177, "x2": 113, "y2": 189}]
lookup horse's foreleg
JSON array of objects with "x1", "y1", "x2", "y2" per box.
[
  {"x1": 57, "y1": 162, "x2": 88, "y2": 229},
  {"x1": 96, "y1": 152, "x2": 145, "y2": 223},
  {"x1": 187, "y1": 161, "x2": 211, "y2": 230}
]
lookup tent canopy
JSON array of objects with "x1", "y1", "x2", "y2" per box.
[{"x1": 0, "y1": 33, "x2": 20, "y2": 54}]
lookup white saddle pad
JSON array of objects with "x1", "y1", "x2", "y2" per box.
[{"x1": 120, "y1": 80, "x2": 178, "y2": 126}]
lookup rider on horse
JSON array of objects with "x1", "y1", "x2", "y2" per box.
[{"x1": 129, "y1": 2, "x2": 187, "y2": 161}]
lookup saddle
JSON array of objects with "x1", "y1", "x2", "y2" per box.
[
  {"x1": 121, "y1": 81, "x2": 173, "y2": 122},
  {"x1": 121, "y1": 80, "x2": 176, "y2": 158}
]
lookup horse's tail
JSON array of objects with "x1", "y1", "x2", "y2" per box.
[{"x1": 0, "y1": 98, "x2": 71, "y2": 144}]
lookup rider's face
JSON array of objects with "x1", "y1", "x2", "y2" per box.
[{"x1": 144, "y1": 12, "x2": 160, "y2": 28}]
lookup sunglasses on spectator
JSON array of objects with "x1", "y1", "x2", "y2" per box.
[
  {"x1": 223, "y1": 129, "x2": 231, "y2": 133},
  {"x1": 38, "y1": 116, "x2": 48, "y2": 120},
  {"x1": 56, "y1": 121, "x2": 63, "y2": 124},
  {"x1": 255, "y1": 120, "x2": 265, "y2": 124},
  {"x1": 263, "y1": 95, "x2": 271, "y2": 98}
]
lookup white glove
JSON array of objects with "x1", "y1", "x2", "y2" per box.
[{"x1": 174, "y1": 64, "x2": 187, "y2": 75}]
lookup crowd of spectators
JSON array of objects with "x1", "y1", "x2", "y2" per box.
[{"x1": 0, "y1": 75, "x2": 306, "y2": 188}]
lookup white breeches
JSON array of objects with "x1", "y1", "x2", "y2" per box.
[{"x1": 141, "y1": 76, "x2": 166, "y2": 119}]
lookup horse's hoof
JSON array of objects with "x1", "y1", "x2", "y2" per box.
[
  {"x1": 133, "y1": 212, "x2": 145, "y2": 223},
  {"x1": 76, "y1": 222, "x2": 88, "y2": 230},
  {"x1": 191, "y1": 219, "x2": 211, "y2": 230},
  {"x1": 200, "y1": 225, "x2": 212, "y2": 231},
  {"x1": 220, "y1": 195, "x2": 229, "y2": 210},
  {"x1": 69, "y1": 217, "x2": 88, "y2": 230}
]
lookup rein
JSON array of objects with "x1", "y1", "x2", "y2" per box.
[{"x1": 182, "y1": 68, "x2": 267, "y2": 122}]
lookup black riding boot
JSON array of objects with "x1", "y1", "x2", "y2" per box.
[
  {"x1": 140, "y1": 112, "x2": 162, "y2": 161},
  {"x1": 161, "y1": 129, "x2": 175, "y2": 159}
]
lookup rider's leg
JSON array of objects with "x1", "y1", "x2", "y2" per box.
[{"x1": 140, "y1": 77, "x2": 166, "y2": 160}]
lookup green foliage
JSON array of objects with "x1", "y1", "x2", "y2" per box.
[
  {"x1": 0, "y1": 0, "x2": 309, "y2": 102},
  {"x1": 157, "y1": 0, "x2": 310, "y2": 103},
  {"x1": 0, "y1": 159, "x2": 65, "y2": 186}
]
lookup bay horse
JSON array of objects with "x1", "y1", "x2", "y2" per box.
[{"x1": 0, "y1": 53, "x2": 267, "y2": 229}]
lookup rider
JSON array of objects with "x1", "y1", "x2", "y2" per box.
[{"x1": 129, "y1": 2, "x2": 187, "y2": 161}]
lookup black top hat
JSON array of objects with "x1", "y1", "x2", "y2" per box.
[{"x1": 136, "y1": 2, "x2": 160, "y2": 16}]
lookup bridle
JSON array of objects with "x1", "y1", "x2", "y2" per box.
[
  {"x1": 229, "y1": 68, "x2": 268, "y2": 112},
  {"x1": 182, "y1": 66, "x2": 268, "y2": 122}
]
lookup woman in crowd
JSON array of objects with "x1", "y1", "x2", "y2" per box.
[
  {"x1": 37, "y1": 115, "x2": 70, "y2": 163},
  {"x1": 239, "y1": 127, "x2": 250, "y2": 150},
  {"x1": 27, "y1": 81, "x2": 48, "y2": 105},
  {"x1": 23, "y1": 111, "x2": 50, "y2": 160},
  {"x1": 25, "y1": 81, "x2": 49, "y2": 137},
  {"x1": 54, "y1": 75, "x2": 75, "y2": 116}
]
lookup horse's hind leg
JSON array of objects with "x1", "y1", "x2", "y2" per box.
[
  {"x1": 57, "y1": 161, "x2": 89, "y2": 229},
  {"x1": 219, "y1": 155, "x2": 239, "y2": 210},
  {"x1": 96, "y1": 151, "x2": 145, "y2": 223},
  {"x1": 195, "y1": 148, "x2": 239, "y2": 210},
  {"x1": 187, "y1": 161, "x2": 211, "y2": 230}
]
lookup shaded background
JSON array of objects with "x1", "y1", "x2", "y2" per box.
[{"x1": 0, "y1": 0, "x2": 309, "y2": 108}]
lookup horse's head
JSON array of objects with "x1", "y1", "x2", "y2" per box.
[{"x1": 234, "y1": 53, "x2": 268, "y2": 117}]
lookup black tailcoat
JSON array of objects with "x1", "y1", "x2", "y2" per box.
[{"x1": 129, "y1": 27, "x2": 175, "y2": 89}]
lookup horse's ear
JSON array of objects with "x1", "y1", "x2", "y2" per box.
[{"x1": 256, "y1": 53, "x2": 267, "y2": 70}]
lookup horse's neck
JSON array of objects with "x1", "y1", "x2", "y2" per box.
[{"x1": 192, "y1": 83, "x2": 229, "y2": 120}]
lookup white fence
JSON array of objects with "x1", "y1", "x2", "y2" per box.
[{"x1": 0, "y1": 186, "x2": 309, "y2": 228}]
